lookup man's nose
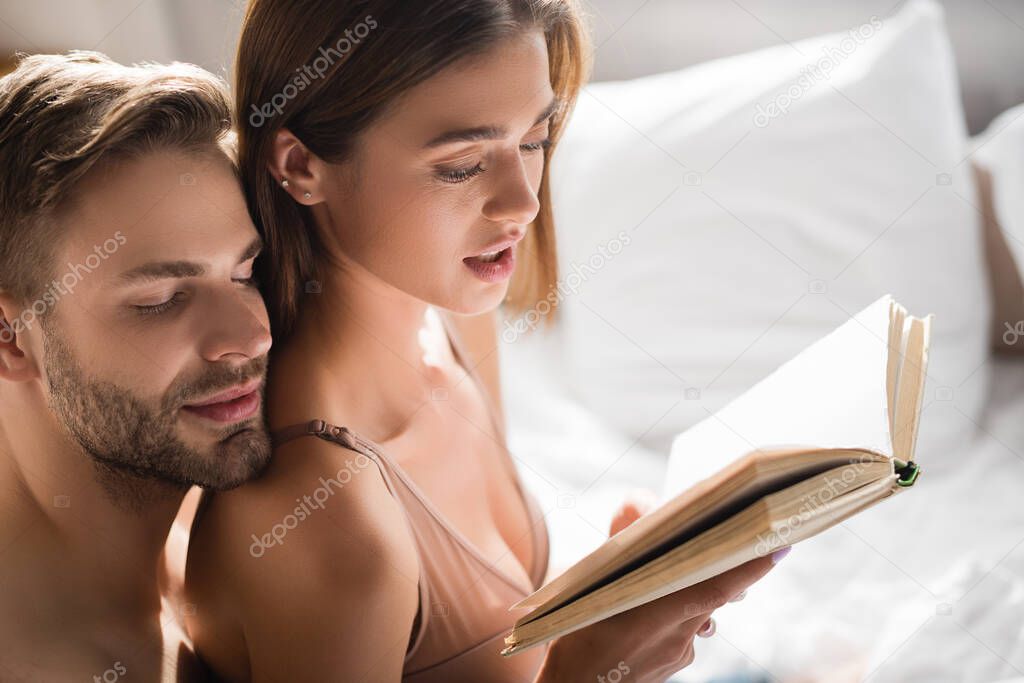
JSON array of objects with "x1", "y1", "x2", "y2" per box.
[{"x1": 198, "y1": 288, "x2": 273, "y2": 363}]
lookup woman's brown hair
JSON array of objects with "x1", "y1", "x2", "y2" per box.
[{"x1": 234, "y1": 0, "x2": 591, "y2": 339}]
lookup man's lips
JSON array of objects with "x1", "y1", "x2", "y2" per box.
[{"x1": 181, "y1": 379, "x2": 263, "y2": 424}]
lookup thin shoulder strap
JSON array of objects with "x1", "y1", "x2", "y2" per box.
[
  {"x1": 267, "y1": 417, "x2": 431, "y2": 655},
  {"x1": 192, "y1": 418, "x2": 374, "y2": 537},
  {"x1": 272, "y1": 419, "x2": 328, "y2": 448},
  {"x1": 270, "y1": 419, "x2": 402, "y2": 503},
  {"x1": 272, "y1": 418, "x2": 372, "y2": 454}
]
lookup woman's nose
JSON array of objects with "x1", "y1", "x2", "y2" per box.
[{"x1": 481, "y1": 151, "x2": 542, "y2": 227}]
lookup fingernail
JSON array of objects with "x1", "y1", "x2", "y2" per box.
[
  {"x1": 697, "y1": 618, "x2": 716, "y2": 638},
  {"x1": 770, "y1": 546, "x2": 792, "y2": 565},
  {"x1": 729, "y1": 590, "x2": 746, "y2": 603}
]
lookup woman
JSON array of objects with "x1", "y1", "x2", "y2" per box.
[{"x1": 185, "y1": 1, "x2": 783, "y2": 680}]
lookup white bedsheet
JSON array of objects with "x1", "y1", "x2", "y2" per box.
[{"x1": 502, "y1": 335, "x2": 1024, "y2": 682}]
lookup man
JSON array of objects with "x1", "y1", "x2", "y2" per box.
[{"x1": 0, "y1": 51, "x2": 272, "y2": 680}]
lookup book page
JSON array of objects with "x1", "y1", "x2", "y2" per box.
[
  {"x1": 891, "y1": 315, "x2": 930, "y2": 462},
  {"x1": 665, "y1": 295, "x2": 896, "y2": 499}
]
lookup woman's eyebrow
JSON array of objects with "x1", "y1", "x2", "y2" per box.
[
  {"x1": 532, "y1": 96, "x2": 560, "y2": 127},
  {"x1": 423, "y1": 96, "x2": 560, "y2": 148}
]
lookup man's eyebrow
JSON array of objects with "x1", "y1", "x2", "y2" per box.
[
  {"x1": 239, "y1": 236, "x2": 263, "y2": 263},
  {"x1": 423, "y1": 96, "x2": 561, "y2": 148},
  {"x1": 116, "y1": 237, "x2": 263, "y2": 285},
  {"x1": 117, "y1": 261, "x2": 205, "y2": 284}
]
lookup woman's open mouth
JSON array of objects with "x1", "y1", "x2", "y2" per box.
[{"x1": 463, "y1": 245, "x2": 516, "y2": 283}]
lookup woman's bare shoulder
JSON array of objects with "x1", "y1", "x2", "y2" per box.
[
  {"x1": 184, "y1": 434, "x2": 421, "y2": 678},
  {"x1": 186, "y1": 433, "x2": 420, "y2": 627}
]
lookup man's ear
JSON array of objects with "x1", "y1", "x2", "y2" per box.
[
  {"x1": 268, "y1": 128, "x2": 329, "y2": 206},
  {"x1": 0, "y1": 294, "x2": 40, "y2": 382}
]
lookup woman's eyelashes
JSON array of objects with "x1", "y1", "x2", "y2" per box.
[
  {"x1": 435, "y1": 138, "x2": 552, "y2": 184},
  {"x1": 438, "y1": 162, "x2": 485, "y2": 184},
  {"x1": 520, "y1": 138, "x2": 552, "y2": 153}
]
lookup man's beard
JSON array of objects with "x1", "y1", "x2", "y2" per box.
[{"x1": 41, "y1": 325, "x2": 272, "y2": 506}]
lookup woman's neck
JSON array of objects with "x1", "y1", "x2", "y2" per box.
[{"x1": 267, "y1": 256, "x2": 457, "y2": 443}]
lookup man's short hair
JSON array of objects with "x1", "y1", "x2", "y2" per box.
[{"x1": 0, "y1": 50, "x2": 234, "y2": 307}]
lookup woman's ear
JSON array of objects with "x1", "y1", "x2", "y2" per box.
[
  {"x1": 269, "y1": 128, "x2": 327, "y2": 206},
  {"x1": 0, "y1": 295, "x2": 40, "y2": 383}
]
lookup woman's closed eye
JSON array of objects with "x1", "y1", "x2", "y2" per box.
[
  {"x1": 435, "y1": 138, "x2": 552, "y2": 184},
  {"x1": 437, "y1": 161, "x2": 486, "y2": 184},
  {"x1": 520, "y1": 138, "x2": 551, "y2": 153}
]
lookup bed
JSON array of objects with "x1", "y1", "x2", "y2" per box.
[{"x1": 500, "y1": 1, "x2": 1024, "y2": 680}]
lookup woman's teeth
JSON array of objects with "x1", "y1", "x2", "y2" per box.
[{"x1": 477, "y1": 249, "x2": 502, "y2": 262}]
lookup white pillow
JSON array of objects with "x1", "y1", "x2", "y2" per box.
[
  {"x1": 541, "y1": 0, "x2": 990, "y2": 462},
  {"x1": 972, "y1": 102, "x2": 1024, "y2": 284}
]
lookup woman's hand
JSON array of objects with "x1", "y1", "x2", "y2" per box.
[
  {"x1": 608, "y1": 489, "x2": 659, "y2": 536},
  {"x1": 535, "y1": 492, "x2": 788, "y2": 683}
]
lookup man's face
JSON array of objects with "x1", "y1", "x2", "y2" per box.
[{"x1": 25, "y1": 148, "x2": 273, "y2": 495}]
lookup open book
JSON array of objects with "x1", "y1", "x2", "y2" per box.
[{"x1": 502, "y1": 295, "x2": 931, "y2": 656}]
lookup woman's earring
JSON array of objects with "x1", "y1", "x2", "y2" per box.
[
  {"x1": 281, "y1": 178, "x2": 290, "y2": 188},
  {"x1": 303, "y1": 191, "x2": 312, "y2": 200}
]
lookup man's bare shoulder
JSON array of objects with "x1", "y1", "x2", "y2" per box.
[{"x1": 0, "y1": 611, "x2": 201, "y2": 682}]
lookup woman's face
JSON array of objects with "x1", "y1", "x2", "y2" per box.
[{"x1": 317, "y1": 29, "x2": 556, "y2": 315}]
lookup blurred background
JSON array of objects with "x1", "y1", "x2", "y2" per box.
[{"x1": 2, "y1": 0, "x2": 1024, "y2": 132}]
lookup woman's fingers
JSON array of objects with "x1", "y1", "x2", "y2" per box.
[
  {"x1": 692, "y1": 553, "x2": 780, "y2": 606},
  {"x1": 540, "y1": 552, "x2": 789, "y2": 682},
  {"x1": 679, "y1": 611, "x2": 716, "y2": 640},
  {"x1": 659, "y1": 613, "x2": 715, "y2": 677},
  {"x1": 696, "y1": 618, "x2": 716, "y2": 638},
  {"x1": 609, "y1": 503, "x2": 643, "y2": 536},
  {"x1": 647, "y1": 552, "x2": 783, "y2": 625},
  {"x1": 608, "y1": 489, "x2": 659, "y2": 536}
]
